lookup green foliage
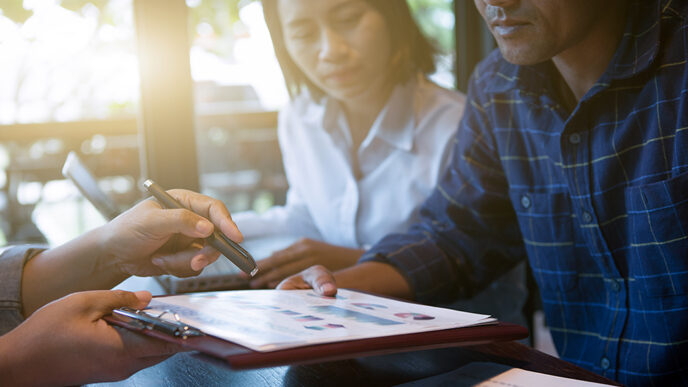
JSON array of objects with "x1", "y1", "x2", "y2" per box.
[
  {"x1": 407, "y1": 0, "x2": 455, "y2": 54},
  {"x1": 0, "y1": 1, "x2": 32, "y2": 23},
  {"x1": 1, "y1": 0, "x2": 118, "y2": 25}
]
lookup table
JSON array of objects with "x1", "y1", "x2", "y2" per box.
[
  {"x1": 104, "y1": 249, "x2": 620, "y2": 387},
  {"x1": 90, "y1": 341, "x2": 619, "y2": 386}
]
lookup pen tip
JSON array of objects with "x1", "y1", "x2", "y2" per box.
[{"x1": 250, "y1": 267, "x2": 259, "y2": 277}]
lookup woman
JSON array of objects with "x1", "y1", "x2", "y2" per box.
[{"x1": 235, "y1": 0, "x2": 466, "y2": 288}]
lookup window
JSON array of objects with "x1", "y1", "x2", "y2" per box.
[
  {"x1": 0, "y1": 0, "x2": 140, "y2": 246},
  {"x1": 0, "y1": 0, "x2": 469, "y2": 247}
]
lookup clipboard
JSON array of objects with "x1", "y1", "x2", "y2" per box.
[{"x1": 105, "y1": 291, "x2": 529, "y2": 370}]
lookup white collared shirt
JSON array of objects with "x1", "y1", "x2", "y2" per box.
[{"x1": 233, "y1": 75, "x2": 465, "y2": 248}]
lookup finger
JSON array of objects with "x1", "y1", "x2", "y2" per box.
[
  {"x1": 276, "y1": 275, "x2": 313, "y2": 290},
  {"x1": 301, "y1": 265, "x2": 337, "y2": 296},
  {"x1": 133, "y1": 290, "x2": 153, "y2": 305},
  {"x1": 181, "y1": 244, "x2": 222, "y2": 271},
  {"x1": 168, "y1": 189, "x2": 243, "y2": 243},
  {"x1": 193, "y1": 246, "x2": 222, "y2": 270},
  {"x1": 250, "y1": 258, "x2": 315, "y2": 289},
  {"x1": 145, "y1": 207, "x2": 215, "y2": 240},
  {"x1": 150, "y1": 248, "x2": 205, "y2": 277},
  {"x1": 76, "y1": 290, "x2": 152, "y2": 319}
]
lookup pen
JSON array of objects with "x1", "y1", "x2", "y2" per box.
[{"x1": 143, "y1": 179, "x2": 258, "y2": 276}]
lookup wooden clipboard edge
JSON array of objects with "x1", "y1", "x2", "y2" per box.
[{"x1": 106, "y1": 315, "x2": 528, "y2": 370}]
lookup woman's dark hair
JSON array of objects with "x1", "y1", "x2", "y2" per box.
[{"x1": 262, "y1": 0, "x2": 439, "y2": 99}]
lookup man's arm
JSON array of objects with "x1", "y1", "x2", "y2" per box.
[
  {"x1": 281, "y1": 72, "x2": 528, "y2": 303},
  {"x1": 21, "y1": 189, "x2": 241, "y2": 315}
]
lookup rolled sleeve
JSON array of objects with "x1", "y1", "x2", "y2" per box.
[{"x1": 0, "y1": 245, "x2": 46, "y2": 334}]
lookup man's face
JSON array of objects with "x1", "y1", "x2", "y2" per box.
[{"x1": 474, "y1": 0, "x2": 609, "y2": 65}]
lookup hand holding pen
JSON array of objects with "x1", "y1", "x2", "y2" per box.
[
  {"x1": 144, "y1": 179, "x2": 258, "y2": 276},
  {"x1": 93, "y1": 186, "x2": 247, "y2": 279}
]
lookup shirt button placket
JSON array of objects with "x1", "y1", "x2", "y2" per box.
[
  {"x1": 600, "y1": 357, "x2": 611, "y2": 371},
  {"x1": 581, "y1": 211, "x2": 593, "y2": 224},
  {"x1": 520, "y1": 195, "x2": 532, "y2": 209},
  {"x1": 568, "y1": 133, "x2": 581, "y2": 145}
]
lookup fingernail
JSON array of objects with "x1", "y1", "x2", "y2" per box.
[
  {"x1": 152, "y1": 258, "x2": 164, "y2": 267},
  {"x1": 191, "y1": 257, "x2": 207, "y2": 271},
  {"x1": 196, "y1": 220, "x2": 213, "y2": 234},
  {"x1": 223, "y1": 219, "x2": 243, "y2": 241},
  {"x1": 320, "y1": 283, "x2": 336, "y2": 294},
  {"x1": 190, "y1": 241, "x2": 204, "y2": 250}
]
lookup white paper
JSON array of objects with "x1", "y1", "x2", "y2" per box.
[
  {"x1": 399, "y1": 362, "x2": 614, "y2": 386},
  {"x1": 146, "y1": 289, "x2": 496, "y2": 352}
]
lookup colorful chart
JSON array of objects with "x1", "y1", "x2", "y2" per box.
[
  {"x1": 394, "y1": 312, "x2": 435, "y2": 321},
  {"x1": 351, "y1": 302, "x2": 388, "y2": 311},
  {"x1": 304, "y1": 323, "x2": 345, "y2": 330},
  {"x1": 310, "y1": 306, "x2": 403, "y2": 326},
  {"x1": 295, "y1": 315, "x2": 323, "y2": 322}
]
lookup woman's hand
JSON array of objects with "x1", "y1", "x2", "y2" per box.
[
  {"x1": 248, "y1": 238, "x2": 363, "y2": 289},
  {"x1": 99, "y1": 189, "x2": 242, "y2": 278},
  {"x1": 0, "y1": 290, "x2": 182, "y2": 386}
]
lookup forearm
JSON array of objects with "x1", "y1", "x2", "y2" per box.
[
  {"x1": 21, "y1": 226, "x2": 126, "y2": 316},
  {"x1": 334, "y1": 262, "x2": 413, "y2": 300},
  {"x1": 0, "y1": 328, "x2": 34, "y2": 385}
]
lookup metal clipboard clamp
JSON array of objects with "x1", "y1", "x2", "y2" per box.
[{"x1": 112, "y1": 307, "x2": 205, "y2": 339}]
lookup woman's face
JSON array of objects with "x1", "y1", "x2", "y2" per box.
[{"x1": 277, "y1": 0, "x2": 392, "y2": 104}]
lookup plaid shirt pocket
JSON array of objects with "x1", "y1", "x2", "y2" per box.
[
  {"x1": 509, "y1": 190, "x2": 580, "y2": 292},
  {"x1": 626, "y1": 171, "x2": 688, "y2": 296}
]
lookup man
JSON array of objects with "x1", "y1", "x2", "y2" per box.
[
  {"x1": 0, "y1": 190, "x2": 243, "y2": 385},
  {"x1": 278, "y1": 0, "x2": 688, "y2": 385}
]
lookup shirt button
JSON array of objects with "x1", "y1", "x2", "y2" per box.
[
  {"x1": 582, "y1": 211, "x2": 593, "y2": 223},
  {"x1": 520, "y1": 195, "x2": 531, "y2": 209},
  {"x1": 600, "y1": 357, "x2": 610, "y2": 370},
  {"x1": 610, "y1": 279, "x2": 620, "y2": 292},
  {"x1": 568, "y1": 133, "x2": 581, "y2": 144}
]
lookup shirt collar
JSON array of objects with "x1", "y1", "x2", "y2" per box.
[
  {"x1": 364, "y1": 74, "x2": 418, "y2": 152},
  {"x1": 481, "y1": 0, "x2": 662, "y2": 99},
  {"x1": 308, "y1": 75, "x2": 419, "y2": 152},
  {"x1": 602, "y1": 0, "x2": 661, "y2": 82}
]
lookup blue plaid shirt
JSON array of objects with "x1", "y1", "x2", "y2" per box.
[{"x1": 361, "y1": 1, "x2": 688, "y2": 385}]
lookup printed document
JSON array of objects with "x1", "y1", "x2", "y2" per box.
[{"x1": 146, "y1": 289, "x2": 496, "y2": 352}]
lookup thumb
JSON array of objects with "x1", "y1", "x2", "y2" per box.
[{"x1": 80, "y1": 290, "x2": 153, "y2": 319}]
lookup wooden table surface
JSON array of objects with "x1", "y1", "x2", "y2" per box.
[{"x1": 90, "y1": 340, "x2": 620, "y2": 386}]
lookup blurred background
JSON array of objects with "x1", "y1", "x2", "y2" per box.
[
  {"x1": 1, "y1": 0, "x2": 561, "y2": 356},
  {"x1": 0, "y1": 0, "x2": 493, "y2": 247}
]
